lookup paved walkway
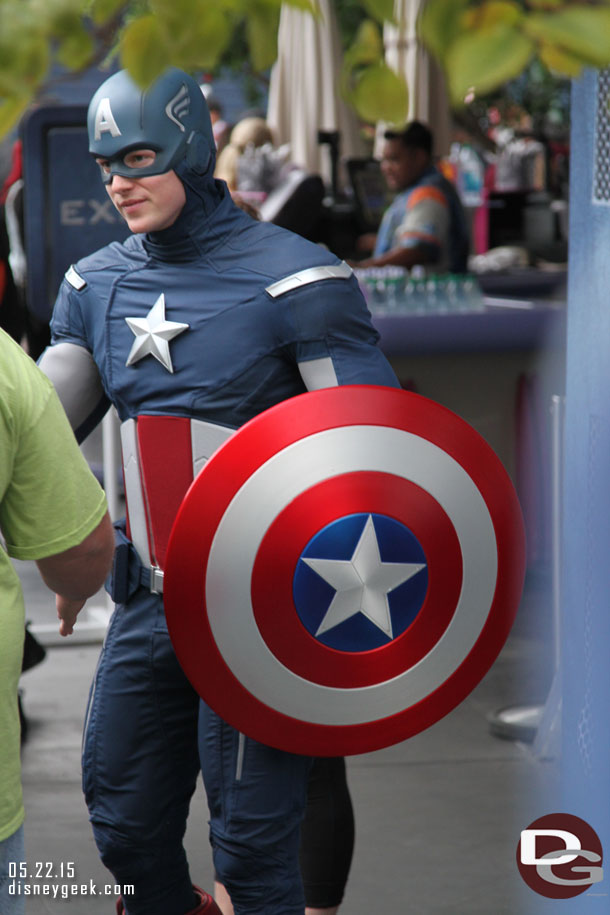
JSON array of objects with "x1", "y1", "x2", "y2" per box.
[{"x1": 14, "y1": 558, "x2": 557, "y2": 914}]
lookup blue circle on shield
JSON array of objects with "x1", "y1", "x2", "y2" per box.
[{"x1": 293, "y1": 512, "x2": 428, "y2": 652}]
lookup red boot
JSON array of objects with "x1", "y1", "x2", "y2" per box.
[
  {"x1": 191, "y1": 887, "x2": 223, "y2": 914},
  {"x1": 116, "y1": 885, "x2": 221, "y2": 914}
]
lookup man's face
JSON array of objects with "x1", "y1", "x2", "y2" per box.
[
  {"x1": 380, "y1": 139, "x2": 426, "y2": 192},
  {"x1": 97, "y1": 149, "x2": 186, "y2": 233}
]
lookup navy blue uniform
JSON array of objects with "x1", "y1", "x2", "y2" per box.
[{"x1": 43, "y1": 181, "x2": 398, "y2": 915}]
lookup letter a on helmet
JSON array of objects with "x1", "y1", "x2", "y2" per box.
[{"x1": 93, "y1": 98, "x2": 122, "y2": 140}]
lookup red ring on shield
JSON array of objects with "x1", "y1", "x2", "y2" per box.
[
  {"x1": 164, "y1": 385, "x2": 526, "y2": 756},
  {"x1": 251, "y1": 472, "x2": 462, "y2": 688}
]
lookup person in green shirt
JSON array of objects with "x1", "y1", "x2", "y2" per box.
[{"x1": 0, "y1": 328, "x2": 114, "y2": 915}]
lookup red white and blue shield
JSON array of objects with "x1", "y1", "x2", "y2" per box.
[{"x1": 164, "y1": 386, "x2": 526, "y2": 756}]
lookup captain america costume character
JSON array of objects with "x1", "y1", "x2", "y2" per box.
[{"x1": 39, "y1": 68, "x2": 399, "y2": 915}]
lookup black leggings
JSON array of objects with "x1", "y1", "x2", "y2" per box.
[{"x1": 299, "y1": 757, "x2": 355, "y2": 909}]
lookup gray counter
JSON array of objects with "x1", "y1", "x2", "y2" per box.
[{"x1": 372, "y1": 297, "x2": 566, "y2": 356}]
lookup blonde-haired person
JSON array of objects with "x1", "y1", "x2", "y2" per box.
[{"x1": 214, "y1": 117, "x2": 275, "y2": 192}]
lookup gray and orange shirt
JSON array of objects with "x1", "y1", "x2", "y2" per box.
[{"x1": 374, "y1": 166, "x2": 470, "y2": 273}]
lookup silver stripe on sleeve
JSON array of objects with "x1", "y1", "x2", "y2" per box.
[
  {"x1": 265, "y1": 261, "x2": 352, "y2": 298},
  {"x1": 38, "y1": 342, "x2": 104, "y2": 432},
  {"x1": 191, "y1": 419, "x2": 235, "y2": 478},
  {"x1": 120, "y1": 419, "x2": 152, "y2": 569},
  {"x1": 298, "y1": 356, "x2": 339, "y2": 391},
  {"x1": 65, "y1": 265, "x2": 87, "y2": 290}
]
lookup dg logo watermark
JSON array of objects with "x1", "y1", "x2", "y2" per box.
[{"x1": 517, "y1": 813, "x2": 604, "y2": 899}]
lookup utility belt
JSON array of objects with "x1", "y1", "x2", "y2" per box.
[{"x1": 109, "y1": 415, "x2": 234, "y2": 603}]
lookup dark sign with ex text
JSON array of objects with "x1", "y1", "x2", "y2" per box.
[{"x1": 22, "y1": 105, "x2": 129, "y2": 322}]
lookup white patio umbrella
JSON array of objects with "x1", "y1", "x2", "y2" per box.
[
  {"x1": 266, "y1": 0, "x2": 366, "y2": 190},
  {"x1": 382, "y1": 0, "x2": 452, "y2": 157}
]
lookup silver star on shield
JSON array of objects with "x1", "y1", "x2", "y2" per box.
[
  {"x1": 302, "y1": 515, "x2": 426, "y2": 639},
  {"x1": 125, "y1": 293, "x2": 189, "y2": 373}
]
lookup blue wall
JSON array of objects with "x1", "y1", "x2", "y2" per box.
[{"x1": 559, "y1": 68, "x2": 610, "y2": 909}]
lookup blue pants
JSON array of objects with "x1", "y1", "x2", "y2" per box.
[
  {"x1": 82, "y1": 589, "x2": 312, "y2": 915},
  {"x1": 0, "y1": 824, "x2": 25, "y2": 915}
]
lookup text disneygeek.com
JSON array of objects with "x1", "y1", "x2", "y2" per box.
[{"x1": 8, "y1": 861, "x2": 133, "y2": 900}]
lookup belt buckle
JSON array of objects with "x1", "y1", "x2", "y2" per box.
[{"x1": 150, "y1": 566, "x2": 164, "y2": 594}]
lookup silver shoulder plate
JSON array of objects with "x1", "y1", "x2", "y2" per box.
[
  {"x1": 265, "y1": 261, "x2": 352, "y2": 298},
  {"x1": 65, "y1": 265, "x2": 87, "y2": 290}
]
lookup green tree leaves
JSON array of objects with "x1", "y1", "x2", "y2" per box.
[
  {"x1": 350, "y1": 63, "x2": 409, "y2": 124},
  {"x1": 120, "y1": 0, "x2": 279, "y2": 87},
  {"x1": 2, "y1": 0, "x2": 610, "y2": 139},
  {"x1": 358, "y1": 0, "x2": 395, "y2": 26},
  {"x1": 418, "y1": 0, "x2": 610, "y2": 107},
  {"x1": 445, "y1": 18, "x2": 533, "y2": 103},
  {"x1": 342, "y1": 18, "x2": 408, "y2": 125},
  {"x1": 89, "y1": 0, "x2": 128, "y2": 25},
  {"x1": 0, "y1": 0, "x2": 312, "y2": 136},
  {"x1": 244, "y1": 2, "x2": 282, "y2": 73},
  {"x1": 524, "y1": 6, "x2": 610, "y2": 68},
  {"x1": 120, "y1": 14, "x2": 170, "y2": 85},
  {"x1": 417, "y1": 0, "x2": 470, "y2": 62}
]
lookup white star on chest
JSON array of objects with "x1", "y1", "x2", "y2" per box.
[
  {"x1": 125, "y1": 293, "x2": 189, "y2": 373},
  {"x1": 302, "y1": 515, "x2": 426, "y2": 639}
]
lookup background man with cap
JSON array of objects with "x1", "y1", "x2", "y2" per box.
[
  {"x1": 39, "y1": 66, "x2": 398, "y2": 915},
  {"x1": 354, "y1": 121, "x2": 470, "y2": 274}
]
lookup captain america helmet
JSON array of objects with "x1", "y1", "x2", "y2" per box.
[{"x1": 87, "y1": 67, "x2": 214, "y2": 184}]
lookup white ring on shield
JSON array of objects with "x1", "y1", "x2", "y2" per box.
[{"x1": 204, "y1": 425, "x2": 498, "y2": 726}]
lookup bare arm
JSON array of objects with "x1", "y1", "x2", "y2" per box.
[
  {"x1": 36, "y1": 511, "x2": 115, "y2": 636},
  {"x1": 36, "y1": 510, "x2": 114, "y2": 599},
  {"x1": 350, "y1": 243, "x2": 434, "y2": 270}
]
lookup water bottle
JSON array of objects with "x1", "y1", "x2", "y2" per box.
[
  {"x1": 371, "y1": 269, "x2": 388, "y2": 312},
  {"x1": 435, "y1": 274, "x2": 449, "y2": 312},
  {"x1": 412, "y1": 277, "x2": 427, "y2": 312},
  {"x1": 384, "y1": 266, "x2": 407, "y2": 310},
  {"x1": 454, "y1": 143, "x2": 484, "y2": 208},
  {"x1": 354, "y1": 269, "x2": 371, "y2": 305},
  {"x1": 425, "y1": 274, "x2": 441, "y2": 311},
  {"x1": 445, "y1": 274, "x2": 460, "y2": 311},
  {"x1": 355, "y1": 268, "x2": 387, "y2": 312},
  {"x1": 403, "y1": 274, "x2": 417, "y2": 312},
  {"x1": 461, "y1": 273, "x2": 485, "y2": 311}
]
